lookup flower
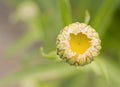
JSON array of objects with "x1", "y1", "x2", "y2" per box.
[{"x1": 56, "y1": 22, "x2": 101, "y2": 66}]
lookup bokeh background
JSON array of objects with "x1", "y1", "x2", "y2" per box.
[{"x1": 0, "y1": 0, "x2": 120, "y2": 87}]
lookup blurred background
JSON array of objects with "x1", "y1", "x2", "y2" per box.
[{"x1": 0, "y1": 0, "x2": 120, "y2": 87}]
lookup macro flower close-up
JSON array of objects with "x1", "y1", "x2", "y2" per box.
[
  {"x1": 56, "y1": 22, "x2": 101, "y2": 66},
  {"x1": 0, "y1": 0, "x2": 120, "y2": 87}
]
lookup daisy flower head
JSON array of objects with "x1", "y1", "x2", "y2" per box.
[{"x1": 56, "y1": 22, "x2": 101, "y2": 66}]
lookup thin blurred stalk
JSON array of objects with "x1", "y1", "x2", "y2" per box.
[
  {"x1": 38, "y1": 0, "x2": 62, "y2": 52},
  {"x1": 59, "y1": 0, "x2": 72, "y2": 26},
  {"x1": 90, "y1": 0, "x2": 119, "y2": 38},
  {"x1": 1, "y1": 56, "x2": 118, "y2": 87},
  {"x1": 103, "y1": 58, "x2": 120, "y2": 86},
  {"x1": 0, "y1": 62, "x2": 82, "y2": 87},
  {"x1": 27, "y1": 18, "x2": 43, "y2": 40},
  {"x1": 5, "y1": 31, "x2": 38, "y2": 57},
  {"x1": 95, "y1": 58, "x2": 109, "y2": 85}
]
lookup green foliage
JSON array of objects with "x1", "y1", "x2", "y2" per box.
[{"x1": 1, "y1": 0, "x2": 120, "y2": 87}]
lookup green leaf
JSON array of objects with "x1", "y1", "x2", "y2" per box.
[
  {"x1": 59, "y1": 0, "x2": 72, "y2": 26},
  {"x1": 0, "y1": 62, "x2": 82, "y2": 87},
  {"x1": 90, "y1": 0, "x2": 119, "y2": 38}
]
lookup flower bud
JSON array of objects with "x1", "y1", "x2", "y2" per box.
[{"x1": 56, "y1": 22, "x2": 101, "y2": 66}]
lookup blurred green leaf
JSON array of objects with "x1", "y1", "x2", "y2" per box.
[
  {"x1": 59, "y1": 0, "x2": 72, "y2": 26},
  {"x1": 90, "y1": 0, "x2": 119, "y2": 38},
  {"x1": 0, "y1": 62, "x2": 82, "y2": 87}
]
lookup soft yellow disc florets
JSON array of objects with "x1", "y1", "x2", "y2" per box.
[
  {"x1": 56, "y1": 22, "x2": 101, "y2": 66},
  {"x1": 69, "y1": 33, "x2": 91, "y2": 55}
]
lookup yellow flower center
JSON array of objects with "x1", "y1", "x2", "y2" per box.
[{"x1": 69, "y1": 33, "x2": 91, "y2": 55}]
